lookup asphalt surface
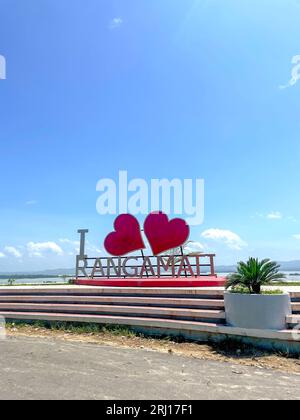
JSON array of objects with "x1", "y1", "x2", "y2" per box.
[{"x1": 0, "y1": 336, "x2": 299, "y2": 400}]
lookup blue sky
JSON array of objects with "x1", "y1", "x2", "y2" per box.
[{"x1": 0, "y1": 0, "x2": 300, "y2": 271}]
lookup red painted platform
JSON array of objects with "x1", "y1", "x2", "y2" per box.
[{"x1": 74, "y1": 277, "x2": 226, "y2": 288}]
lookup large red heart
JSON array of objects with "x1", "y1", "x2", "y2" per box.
[
  {"x1": 104, "y1": 214, "x2": 145, "y2": 256},
  {"x1": 144, "y1": 212, "x2": 190, "y2": 255}
]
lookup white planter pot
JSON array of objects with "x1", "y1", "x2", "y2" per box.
[{"x1": 224, "y1": 292, "x2": 292, "y2": 330}]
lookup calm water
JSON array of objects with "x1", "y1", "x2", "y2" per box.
[
  {"x1": 218, "y1": 271, "x2": 300, "y2": 282},
  {"x1": 0, "y1": 277, "x2": 72, "y2": 286},
  {"x1": 0, "y1": 272, "x2": 299, "y2": 286}
]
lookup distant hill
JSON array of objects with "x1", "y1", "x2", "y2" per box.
[
  {"x1": 0, "y1": 260, "x2": 300, "y2": 277},
  {"x1": 215, "y1": 265, "x2": 236, "y2": 273},
  {"x1": 215, "y1": 261, "x2": 300, "y2": 273},
  {"x1": 278, "y1": 261, "x2": 300, "y2": 271},
  {"x1": 0, "y1": 268, "x2": 75, "y2": 277},
  {"x1": 36, "y1": 268, "x2": 75, "y2": 276}
]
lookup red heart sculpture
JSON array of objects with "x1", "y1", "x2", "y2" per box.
[
  {"x1": 144, "y1": 212, "x2": 190, "y2": 255},
  {"x1": 104, "y1": 214, "x2": 145, "y2": 256}
]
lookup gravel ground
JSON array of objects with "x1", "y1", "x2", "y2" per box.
[{"x1": 0, "y1": 334, "x2": 299, "y2": 400}]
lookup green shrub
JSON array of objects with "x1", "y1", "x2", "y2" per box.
[
  {"x1": 229, "y1": 286, "x2": 283, "y2": 295},
  {"x1": 7, "y1": 278, "x2": 16, "y2": 286},
  {"x1": 226, "y1": 258, "x2": 285, "y2": 294}
]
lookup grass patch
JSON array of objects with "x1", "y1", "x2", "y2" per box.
[
  {"x1": 261, "y1": 289, "x2": 284, "y2": 295},
  {"x1": 209, "y1": 337, "x2": 298, "y2": 359},
  {"x1": 0, "y1": 282, "x2": 71, "y2": 287},
  {"x1": 7, "y1": 320, "x2": 139, "y2": 338},
  {"x1": 271, "y1": 282, "x2": 300, "y2": 287},
  {"x1": 229, "y1": 286, "x2": 283, "y2": 295},
  {"x1": 6, "y1": 321, "x2": 300, "y2": 364}
]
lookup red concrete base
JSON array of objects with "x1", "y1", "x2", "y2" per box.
[{"x1": 74, "y1": 277, "x2": 226, "y2": 288}]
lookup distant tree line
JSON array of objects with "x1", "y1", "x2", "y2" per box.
[{"x1": 0, "y1": 274, "x2": 72, "y2": 280}]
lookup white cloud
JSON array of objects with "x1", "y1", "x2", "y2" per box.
[
  {"x1": 4, "y1": 246, "x2": 22, "y2": 258},
  {"x1": 27, "y1": 242, "x2": 63, "y2": 258},
  {"x1": 184, "y1": 242, "x2": 205, "y2": 254},
  {"x1": 60, "y1": 239, "x2": 101, "y2": 256},
  {"x1": 59, "y1": 238, "x2": 81, "y2": 254},
  {"x1": 267, "y1": 211, "x2": 282, "y2": 220},
  {"x1": 293, "y1": 234, "x2": 300, "y2": 240},
  {"x1": 59, "y1": 239, "x2": 80, "y2": 246},
  {"x1": 254, "y1": 211, "x2": 284, "y2": 220},
  {"x1": 86, "y1": 244, "x2": 102, "y2": 255},
  {"x1": 109, "y1": 17, "x2": 123, "y2": 30},
  {"x1": 280, "y1": 55, "x2": 300, "y2": 89},
  {"x1": 201, "y1": 229, "x2": 247, "y2": 251},
  {"x1": 0, "y1": 252, "x2": 6, "y2": 259}
]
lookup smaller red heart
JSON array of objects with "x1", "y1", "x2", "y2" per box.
[
  {"x1": 144, "y1": 212, "x2": 190, "y2": 255},
  {"x1": 104, "y1": 214, "x2": 145, "y2": 256}
]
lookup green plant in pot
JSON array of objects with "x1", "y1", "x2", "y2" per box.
[
  {"x1": 224, "y1": 258, "x2": 291, "y2": 330},
  {"x1": 226, "y1": 258, "x2": 285, "y2": 295}
]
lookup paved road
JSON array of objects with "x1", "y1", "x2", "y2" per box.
[{"x1": 0, "y1": 336, "x2": 299, "y2": 400}]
